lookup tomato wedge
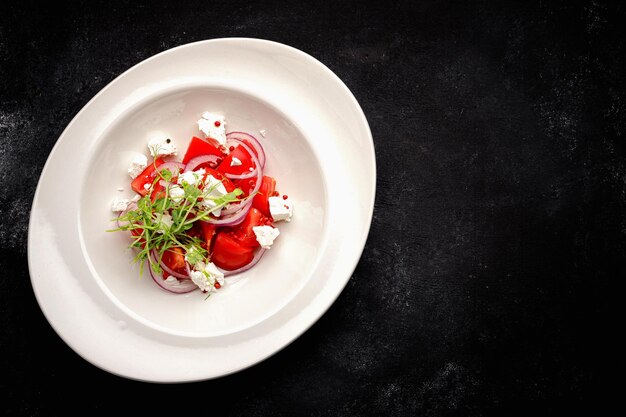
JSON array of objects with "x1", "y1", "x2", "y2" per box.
[
  {"x1": 161, "y1": 247, "x2": 187, "y2": 278},
  {"x1": 149, "y1": 182, "x2": 166, "y2": 203},
  {"x1": 251, "y1": 176, "x2": 276, "y2": 218},
  {"x1": 185, "y1": 221, "x2": 216, "y2": 252},
  {"x1": 182, "y1": 136, "x2": 224, "y2": 164},
  {"x1": 211, "y1": 232, "x2": 255, "y2": 270},
  {"x1": 230, "y1": 208, "x2": 272, "y2": 247},
  {"x1": 131, "y1": 157, "x2": 165, "y2": 196},
  {"x1": 199, "y1": 221, "x2": 217, "y2": 251},
  {"x1": 217, "y1": 140, "x2": 258, "y2": 176}
]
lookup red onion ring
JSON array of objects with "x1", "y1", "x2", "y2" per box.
[
  {"x1": 202, "y1": 140, "x2": 262, "y2": 226},
  {"x1": 150, "y1": 249, "x2": 190, "y2": 280},
  {"x1": 224, "y1": 168, "x2": 258, "y2": 181},
  {"x1": 226, "y1": 132, "x2": 266, "y2": 168},
  {"x1": 220, "y1": 248, "x2": 266, "y2": 276},
  {"x1": 158, "y1": 161, "x2": 185, "y2": 175},
  {"x1": 148, "y1": 262, "x2": 198, "y2": 294},
  {"x1": 184, "y1": 154, "x2": 222, "y2": 172},
  {"x1": 154, "y1": 162, "x2": 185, "y2": 188},
  {"x1": 221, "y1": 195, "x2": 254, "y2": 216}
]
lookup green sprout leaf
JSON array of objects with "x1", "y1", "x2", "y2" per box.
[{"x1": 109, "y1": 171, "x2": 244, "y2": 277}]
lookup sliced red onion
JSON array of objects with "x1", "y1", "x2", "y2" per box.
[
  {"x1": 158, "y1": 162, "x2": 185, "y2": 175},
  {"x1": 184, "y1": 154, "x2": 222, "y2": 172},
  {"x1": 153, "y1": 162, "x2": 185, "y2": 188},
  {"x1": 221, "y1": 195, "x2": 254, "y2": 216},
  {"x1": 220, "y1": 248, "x2": 266, "y2": 277},
  {"x1": 199, "y1": 208, "x2": 248, "y2": 227},
  {"x1": 150, "y1": 249, "x2": 190, "y2": 280},
  {"x1": 224, "y1": 168, "x2": 258, "y2": 181},
  {"x1": 148, "y1": 262, "x2": 198, "y2": 294},
  {"x1": 226, "y1": 131, "x2": 266, "y2": 168},
  {"x1": 202, "y1": 141, "x2": 262, "y2": 226}
]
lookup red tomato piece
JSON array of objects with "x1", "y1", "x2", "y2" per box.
[
  {"x1": 131, "y1": 157, "x2": 165, "y2": 196},
  {"x1": 182, "y1": 136, "x2": 224, "y2": 165},
  {"x1": 199, "y1": 221, "x2": 217, "y2": 251},
  {"x1": 217, "y1": 142, "x2": 256, "y2": 176},
  {"x1": 230, "y1": 208, "x2": 273, "y2": 247},
  {"x1": 211, "y1": 232, "x2": 255, "y2": 270},
  {"x1": 130, "y1": 228, "x2": 145, "y2": 248},
  {"x1": 251, "y1": 176, "x2": 276, "y2": 218},
  {"x1": 161, "y1": 247, "x2": 187, "y2": 278},
  {"x1": 150, "y1": 182, "x2": 166, "y2": 203}
]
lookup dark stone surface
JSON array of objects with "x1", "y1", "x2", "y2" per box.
[{"x1": 1, "y1": 0, "x2": 623, "y2": 415}]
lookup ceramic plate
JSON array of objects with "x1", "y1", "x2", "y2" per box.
[{"x1": 28, "y1": 38, "x2": 375, "y2": 382}]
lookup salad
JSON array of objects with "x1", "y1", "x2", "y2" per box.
[{"x1": 109, "y1": 112, "x2": 293, "y2": 296}]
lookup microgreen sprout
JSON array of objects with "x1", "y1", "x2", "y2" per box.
[{"x1": 108, "y1": 165, "x2": 243, "y2": 276}]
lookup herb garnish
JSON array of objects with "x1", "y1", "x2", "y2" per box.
[{"x1": 108, "y1": 161, "x2": 244, "y2": 276}]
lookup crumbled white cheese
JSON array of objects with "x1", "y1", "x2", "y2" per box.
[
  {"x1": 169, "y1": 184, "x2": 185, "y2": 203},
  {"x1": 111, "y1": 197, "x2": 131, "y2": 212},
  {"x1": 201, "y1": 174, "x2": 228, "y2": 216},
  {"x1": 131, "y1": 194, "x2": 141, "y2": 203},
  {"x1": 269, "y1": 196, "x2": 293, "y2": 222},
  {"x1": 143, "y1": 183, "x2": 151, "y2": 190},
  {"x1": 177, "y1": 168, "x2": 205, "y2": 186},
  {"x1": 252, "y1": 225, "x2": 280, "y2": 249},
  {"x1": 189, "y1": 261, "x2": 224, "y2": 292},
  {"x1": 117, "y1": 187, "x2": 124, "y2": 192},
  {"x1": 128, "y1": 153, "x2": 148, "y2": 179},
  {"x1": 230, "y1": 157, "x2": 242, "y2": 167},
  {"x1": 259, "y1": 129, "x2": 266, "y2": 137},
  {"x1": 197, "y1": 112, "x2": 227, "y2": 145},
  {"x1": 155, "y1": 213, "x2": 173, "y2": 233},
  {"x1": 164, "y1": 276, "x2": 179, "y2": 285},
  {"x1": 147, "y1": 136, "x2": 177, "y2": 157}
]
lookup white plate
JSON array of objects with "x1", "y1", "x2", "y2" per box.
[{"x1": 28, "y1": 38, "x2": 375, "y2": 382}]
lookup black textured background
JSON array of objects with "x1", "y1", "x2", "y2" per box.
[{"x1": 1, "y1": 0, "x2": 624, "y2": 415}]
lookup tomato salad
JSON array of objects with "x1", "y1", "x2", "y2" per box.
[{"x1": 110, "y1": 113, "x2": 293, "y2": 295}]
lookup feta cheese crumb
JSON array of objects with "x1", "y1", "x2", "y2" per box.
[
  {"x1": 128, "y1": 153, "x2": 148, "y2": 179},
  {"x1": 131, "y1": 194, "x2": 141, "y2": 203},
  {"x1": 197, "y1": 112, "x2": 227, "y2": 145},
  {"x1": 201, "y1": 174, "x2": 228, "y2": 216},
  {"x1": 143, "y1": 183, "x2": 151, "y2": 190},
  {"x1": 230, "y1": 157, "x2": 242, "y2": 167},
  {"x1": 147, "y1": 136, "x2": 177, "y2": 157},
  {"x1": 169, "y1": 184, "x2": 185, "y2": 203},
  {"x1": 155, "y1": 213, "x2": 173, "y2": 233},
  {"x1": 164, "y1": 276, "x2": 179, "y2": 285},
  {"x1": 189, "y1": 261, "x2": 224, "y2": 292},
  {"x1": 252, "y1": 225, "x2": 280, "y2": 249},
  {"x1": 117, "y1": 187, "x2": 124, "y2": 192},
  {"x1": 177, "y1": 168, "x2": 205, "y2": 186},
  {"x1": 111, "y1": 197, "x2": 131, "y2": 212},
  {"x1": 259, "y1": 129, "x2": 267, "y2": 137},
  {"x1": 269, "y1": 196, "x2": 293, "y2": 222}
]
